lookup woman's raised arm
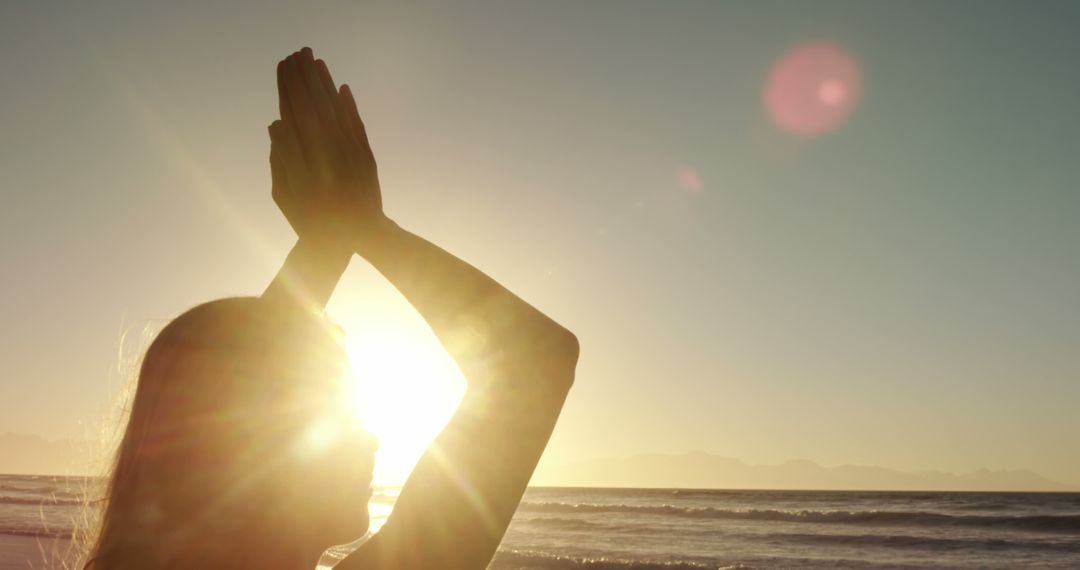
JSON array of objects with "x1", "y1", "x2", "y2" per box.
[
  {"x1": 269, "y1": 48, "x2": 578, "y2": 569},
  {"x1": 345, "y1": 221, "x2": 578, "y2": 570}
]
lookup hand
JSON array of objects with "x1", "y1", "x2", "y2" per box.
[{"x1": 269, "y1": 47, "x2": 385, "y2": 250}]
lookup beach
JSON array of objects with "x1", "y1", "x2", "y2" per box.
[{"x1": 4, "y1": 474, "x2": 1080, "y2": 568}]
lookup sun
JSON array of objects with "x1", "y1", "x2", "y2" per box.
[{"x1": 344, "y1": 323, "x2": 466, "y2": 485}]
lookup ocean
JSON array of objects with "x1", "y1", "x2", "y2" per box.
[{"x1": 2, "y1": 474, "x2": 1079, "y2": 568}]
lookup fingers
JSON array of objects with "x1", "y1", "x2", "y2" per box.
[
  {"x1": 277, "y1": 47, "x2": 378, "y2": 194},
  {"x1": 333, "y1": 85, "x2": 362, "y2": 152},
  {"x1": 321, "y1": 64, "x2": 359, "y2": 149},
  {"x1": 276, "y1": 60, "x2": 292, "y2": 123},
  {"x1": 269, "y1": 122, "x2": 293, "y2": 212},
  {"x1": 315, "y1": 58, "x2": 338, "y2": 106},
  {"x1": 270, "y1": 142, "x2": 291, "y2": 211},
  {"x1": 340, "y1": 84, "x2": 375, "y2": 163},
  {"x1": 281, "y1": 53, "x2": 322, "y2": 152},
  {"x1": 318, "y1": 60, "x2": 364, "y2": 158},
  {"x1": 269, "y1": 120, "x2": 311, "y2": 188},
  {"x1": 276, "y1": 59, "x2": 311, "y2": 169},
  {"x1": 283, "y1": 48, "x2": 356, "y2": 171},
  {"x1": 298, "y1": 47, "x2": 342, "y2": 137}
]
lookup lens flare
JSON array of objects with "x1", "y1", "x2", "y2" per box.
[
  {"x1": 294, "y1": 416, "x2": 343, "y2": 459},
  {"x1": 765, "y1": 42, "x2": 862, "y2": 136},
  {"x1": 345, "y1": 327, "x2": 465, "y2": 485},
  {"x1": 676, "y1": 167, "x2": 703, "y2": 193}
]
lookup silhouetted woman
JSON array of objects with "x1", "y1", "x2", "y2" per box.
[{"x1": 83, "y1": 47, "x2": 578, "y2": 569}]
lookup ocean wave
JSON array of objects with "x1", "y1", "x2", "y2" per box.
[
  {"x1": 517, "y1": 502, "x2": 1080, "y2": 533},
  {"x1": 0, "y1": 484, "x2": 83, "y2": 499},
  {"x1": 518, "y1": 517, "x2": 607, "y2": 532},
  {"x1": 0, "y1": 495, "x2": 83, "y2": 506},
  {"x1": 0, "y1": 524, "x2": 74, "y2": 539},
  {"x1": 490, "y1": 550, "x2": 750, "y2": 570},
  {"x1": 0, "y1": 484, "x2": 61, "y2": 494},
  {"x1": 779, "y1": 532, "x2": 1080, "y2": 554}
]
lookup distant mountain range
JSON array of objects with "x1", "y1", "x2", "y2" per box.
[
  {"x1": 532, "y1": 452, "x2": 1077, "y2": 492},
  {"x1": 2, "y1": 433, "x2": 1074, "y2": 491}
]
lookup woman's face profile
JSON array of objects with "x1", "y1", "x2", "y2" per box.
[
  {"x1": 155, "y1": 299, "x2": 379, "y2": 543},
  {"x1": 307, "y1": 416, "x2": 378, "y2": 541},
  {"x1": 291, "y1": 348, "x2": 379, "y2": 542}
]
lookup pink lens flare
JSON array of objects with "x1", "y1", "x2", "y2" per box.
[
  {"x1": 677, "y1": 167, "x2": 703, "y2": 193},
  {"x1": 765, "y1": 42, "x2": 862, "y2": 137}
]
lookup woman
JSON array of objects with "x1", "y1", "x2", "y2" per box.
[{"x1": 83, "y1": 47, "x2": 578, "y2": 569}]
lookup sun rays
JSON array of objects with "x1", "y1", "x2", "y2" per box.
[{"x1": 345, "y1": 323, "x2": 466, "y2": 485}]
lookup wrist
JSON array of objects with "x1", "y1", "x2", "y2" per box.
[
  {"x1": 354, "y1": 216, "x2": 401, "y2": 259},
  {"x1": 262, "y1": 237, "x2": 352, "y2": 311},
  {"x1": 295, "y1": 234, "x2": 355, "y2": 266}
]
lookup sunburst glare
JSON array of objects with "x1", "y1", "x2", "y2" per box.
[{"x1": 345, "y1": 325, "x2": 466, "y2": 485}]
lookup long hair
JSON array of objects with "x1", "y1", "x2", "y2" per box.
[{"x1": 82, "y1": 297, "x2": 363, "y2": 568}]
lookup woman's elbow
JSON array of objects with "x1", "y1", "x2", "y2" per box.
[{"x1": 536, "y1": 326, "x2": 579, "y2": 392}]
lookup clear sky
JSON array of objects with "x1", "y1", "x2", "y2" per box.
[{"x1": 2, "y1": 1, "x2": 1079, "y2": 485}]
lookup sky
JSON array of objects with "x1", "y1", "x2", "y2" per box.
[{"x1": 1, "y1": 1, "x2": 1079, "y2": 486}]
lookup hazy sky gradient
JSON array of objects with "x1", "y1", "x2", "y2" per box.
[{"x1": 2, "y1": 1, "x2": 1079, "y2": 484}]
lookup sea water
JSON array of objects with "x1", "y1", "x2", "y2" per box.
[{"x1": 3, "y1": 475, "x2": 1079, "y2": 568}]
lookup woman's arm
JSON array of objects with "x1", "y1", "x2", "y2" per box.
[
  {"x1": 358, "y1": 219, "x2": 577, "y2": 380},
  {"x1": 269, "y1": 48, "x2": 578, "y2": 569},
  {"x1": 261, "y1": 236, "x2": 351, "y2": 310},
  {"x1": 345, "y1": 220, "x2": 578, "y2": 570}
]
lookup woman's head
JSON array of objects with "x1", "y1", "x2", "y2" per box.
[{"x1": 86, "y1": 297, "x2": 376, "y2": 568}]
